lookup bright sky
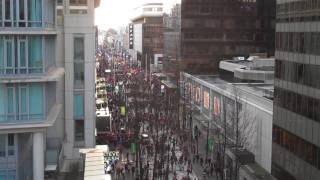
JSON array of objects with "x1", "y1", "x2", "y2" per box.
[{"x1": 95, "y1": 0, "x2": 181, "y2": 30}]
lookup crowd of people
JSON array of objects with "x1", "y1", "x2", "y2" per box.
[{"x1": 97, "y1": 52, "x2": 223, "y2": 180}]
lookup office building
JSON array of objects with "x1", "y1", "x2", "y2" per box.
[
  {"x1": 163, "y1": 3, "x2": 181, "y2": 83},
  {"x1": 272, "y1": 1, "x2": 320, "y2": 180},
  {"x1": 180, "y1": 0, "x2": 275, "y2": 74},
  {"x1": 0, "y1": 0, "x2": 99, "y2": 179},
  {"x1": 131, "y1": 2, "x2": 164, "y2": 72}
]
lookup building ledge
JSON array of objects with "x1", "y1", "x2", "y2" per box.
[
  {"x1": 0, "y1": 67, "x2": 65, "y2": 83},
  {"x1": 0, "y1": 104, "x2": 62, "y2": 133},
  {"x1": 0, "y1": 28, "x2": 57, "y2": 35}
]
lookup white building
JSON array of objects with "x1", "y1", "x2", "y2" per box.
[
  {"x1": 0, "y1": 0, "x2": 99, "y2": 179},
  {"x1": 181, "y1": 73, "x2": 273, "y2": 173}
]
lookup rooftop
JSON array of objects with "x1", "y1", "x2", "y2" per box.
[{"x1": 184, "y1": 73, "x2": 273, "y2": 113}]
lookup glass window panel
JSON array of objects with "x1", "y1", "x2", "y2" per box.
[
  {"x1": 74, "y1": 62, "x2": 84, "y2": 89},
  {"x1": 0, "y1": 135, "x2": 5, "y2": 157},
  {"x1": 5, "y1": 0, "x2": 11, "y2": 20},
  {"x1": 0, "y1": 85, "x2": 4, "y2": 122},
  {"x1": 29, "y1": 83, "x2": 43, "y2": 119},
  {"x1": 74, "y1": 37, "x2": 84, "y2": 60},
  {"x1": 19, "y1": 0, "x2": 25, "y2": 20},
  {"x1": 28, "y1": 0, "x2": 42, "y2": 27},
  {"x1": 28, "y1": 36, "x2": 42, "y2": 73},
  {"x1": 7, "y1": 175, "x2": 15, "y2": 180},
  {"x1": 6, "y1": 41, "x2": 13, "y2": 67},
  {"x1": 70, "y1": 0, "x2": 87, "y2": 5},
  {"x1": 8, "y1": 134, "x2": 14, "y2": 146},
  {"x1": 74, "y1": 94, "x2": 84, "y2": 118},
  {"x1": 20, "y1": 87, "x2": 27, "y2": 113},
  {"x1": 15, "y1": 88, "x2": 19, "y2": 120},
  {"x1": 75, "y1": 120, "x2": 84, "y2": 141},
  {"x1": 0, "y1": 38, "x2": 3, "y2": 74},
  {"x1": 0, "y1": 2, "x2": 2, "y2": 26},
  {"x1": 7, "y1": 87, "x2": 14, "y2": 114},
  {"x1": 19, "y1": 41, "x2": 26, "y2": 67}
]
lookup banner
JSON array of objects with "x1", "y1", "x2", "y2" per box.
[
  {"x1": 214, "y1": 96, "x2": 220, "y2": 116},
  {"x1": 195, "y1": 87, "x2": 201, "y2": 103},
  {"x1": 203, "y1": 91, "x2": 210, "y2": 110}
]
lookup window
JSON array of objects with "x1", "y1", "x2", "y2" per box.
[
  {"x1": 5, "y1": 39, "x2": 14, "y2": 74},
  {"x1": 18, "y1": 39, "x2": 27, "y2": 74},
  {"x1": 74, "y1": 93, "x2": 84, "y2": 118},
  {"x1": 0, "y1": 37, "x2": 3, "y2": 74},
  {"x1": 0, "y1": 0, "x2": 42, "y2": 27},
  {"x1": 57, "y1": 0, "x2": 63, "y2": 6},
  {"x1": 0, "y1": 135, "x2": 5, "y2": 157},
  {"x1": 273, "y1": 125, "x2": 320, "y2": 170},
  {"x1": 74, "y1": 62, "x2": 84, "y2": 89},
  {"x1": 70, "y1": 0, "x2": 87, "y2": 6},
  {"x1": 20, "y1": 87, "x2": 27, "y2": 120},
  {"x1": 0, "y1": 36, "x2": 43, "y2": 75},
  {"x1": 7, "y1": 134, "x2": 14, "y2": 156},
  {"x1": 4, "y1": 0, "x2": 12, "y2": 27},
  {"x1": 75, "y1": 120, "x2": 84, "y2": 141},
  {"x1": 0, "y1": 1, "x2": 2, "y2": 26},
  {"x1": 7, "y1": 87, "x2": 14, "y2": 115},
  {"x1": 0, "y1": 84, "x2": 44, "y2": 123},
  {"x1": 74, "y1": 37, "x2": 84, "y2": 61},
  {"x1": 18, "y1": 0, "x2": 26, "y2": 27},
  {"x1": 28, "y1": 0, "x2": 42, "y2": 27},
  {"x1": 29, "y1": 83, "x2": 43, "y2": 119},
  {"x1": 28, "y1": 36, "x2": 43, "y2": 73}
]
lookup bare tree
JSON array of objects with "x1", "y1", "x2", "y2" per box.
[{"x1": 226, "y1": 86, "x2": 257, "y2": 180}]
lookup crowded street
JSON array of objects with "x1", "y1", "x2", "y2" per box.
[{"x1": 95, "y1": 45, "x2": 219, "y2": 180}]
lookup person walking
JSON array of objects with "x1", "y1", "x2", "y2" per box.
[{"x1": 200, "y1": 157, "x2": 203, "y2": 167}]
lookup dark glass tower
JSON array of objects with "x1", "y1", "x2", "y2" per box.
[
  {"x1": 180, "y1": 0, "x2": 275, "y2": 74},
  {"x1": 272, "y1": 1, "x2": 320, "y2": 179}
]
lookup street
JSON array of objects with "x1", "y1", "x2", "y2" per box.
[{"x1": 95, "y1": 49, "x2": 221, "y2": 180}]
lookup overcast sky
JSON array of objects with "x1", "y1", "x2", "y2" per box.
[{"x1": 95, "y1": 0, "x2": 181, "y2": 30}]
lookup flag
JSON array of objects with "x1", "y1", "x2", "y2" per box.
[
  {"x1": 131, "y1": 143, "x2": 136, "y2": 154},
  {"x1": 120, "y1": 106, "x2": 126, "y2": 116}
]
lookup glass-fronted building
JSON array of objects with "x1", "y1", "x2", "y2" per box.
[
  {"x1": 272, "y1": 1, "x2": 320, "y2": 179},
  {"x1": 0, "y1": 0, "x2": 99, "y2": 179}
]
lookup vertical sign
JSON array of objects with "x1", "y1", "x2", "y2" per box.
[
  {"x1": 203, "y1": 91, "x2": 210, "y2": 110},
  {"x1": 129, "y1": 24, "x2": 134, "y2": 49}
]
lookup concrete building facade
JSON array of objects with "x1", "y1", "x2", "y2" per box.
[
  {"x1": 272, "y1": 1, "x2": 320, "y2": 180},
  {"x1": 0, "y1": 0, "x2": 99, "y2": 179}
]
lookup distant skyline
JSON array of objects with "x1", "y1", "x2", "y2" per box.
[{"x1": 95, "y1": 0, "x2": 181, "y2": 30}]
